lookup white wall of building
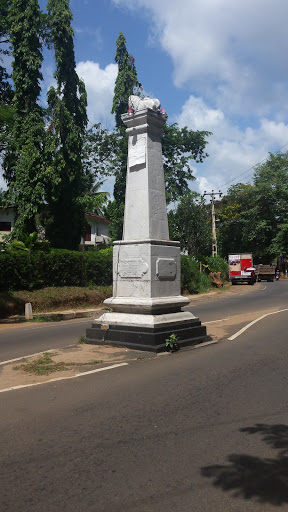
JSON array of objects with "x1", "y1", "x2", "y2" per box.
[{"x1": 0, "y1": 208, "x2": 14, "y2": 242}]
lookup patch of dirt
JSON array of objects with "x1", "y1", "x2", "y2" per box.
[
  {"x1": 205, "y1": 307, "x2": 274, "y2": 341},
  {"x1": 0, "y1": 344, "x2": 151, "y2": 391}
]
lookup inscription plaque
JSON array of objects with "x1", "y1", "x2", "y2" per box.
[
  {"x1": 129, "y1": 135, "x2": 146, "y2": 169},
  {"x1": 118, "y1": 258, "x2": 148, "y2": 278},
  {"x1": 156, "y1": 258, "x2": 177, "y2": 280}
]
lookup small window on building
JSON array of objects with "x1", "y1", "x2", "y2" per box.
[
  {"x1": 0, "y1": 221, "x2": 11, "y2": 232},
  {"x1": 85, "y1": 224, "x2": 91, "y2": 242}
]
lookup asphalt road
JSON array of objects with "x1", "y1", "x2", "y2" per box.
[
  {"x1": 0, "y1": 317, "x2": 94, "y2": 362},
  {"x1": 186, "y1": 280, "x2": 288, "y2": 321},
  {"x1": 1, "y1": 305, "x2": 288, "y2": 511},
  {"x1": 0, "y1": 280, "x2": 286, "y2": 362}
]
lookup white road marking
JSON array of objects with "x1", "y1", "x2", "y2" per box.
[
  {"x1": 205, "y1": 318, "x2": 230, "y2": 324},
  {"x1": 0, "y1": 349, "x2": 55, "y2": 366},
  {"x1": 190, "y1": 340, "x2": 218, "y2": 349},
  {"x1": 228, "y1": 308, "x2": 288, "y2": 341},
  {"x1": 0, "y1": 362, "x2": 128, "y2": 394},
  {"x1": 74, "y1": 363, "x2": 128, "y2": 377}
]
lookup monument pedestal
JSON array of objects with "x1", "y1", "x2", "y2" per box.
[
  {"x1": 86, "y1": 105, "x2": 207, "y2": 352},
  {"x1": 86, "y1": 239, "x2": 207, "y2": 352}
]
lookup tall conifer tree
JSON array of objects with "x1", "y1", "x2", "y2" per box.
[
  {"x1": 0, "y1": 0, "x2": 14, "y2": 161},
  {"x1": 109, "y1": 33, "x2": 139, "y2": 239},
  {"x1": 5, "y1": 0, "x2": 45, "y2": 235},
  {"x1": 45, "y1": 0, "x2": 88, "y2": 249}
]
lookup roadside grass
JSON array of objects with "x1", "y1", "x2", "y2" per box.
[
  {"x1": 0, "y1": 279, "x2": 232, "y2": 321},
  {"x1": 29, "y1": 315, "x2": 61, "y2": 323},
  {"x1": 0, "y1": 286, "x2": 112, "y2": 319},
  {"x1": 13, "y1": 352, "x2": 103, "y2": 376}
]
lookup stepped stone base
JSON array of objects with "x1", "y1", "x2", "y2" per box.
[{"x1": 86, "y1": 311, "x2": 207, "y2": 353}]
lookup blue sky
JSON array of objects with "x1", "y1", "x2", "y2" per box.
[{"x1": 3, "y1": 0, "x2": 288, "y2": 198}]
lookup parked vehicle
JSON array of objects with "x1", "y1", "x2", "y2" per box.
[
  {"x1": 229, "y1": 253, "x2": 256, "y2": 285},
  {"x1": 254, "y1": 264, "x2": 275, "y2": 282}
]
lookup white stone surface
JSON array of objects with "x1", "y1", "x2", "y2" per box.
[
  {"x1": 110, "y1": 242, "x2": 182, "y2": 300},
  {"x1": 96, "y1": 310, "x2": 196, "y2": 329},
  {"x1": 128, "y1": 95, "x2": 161, "y2": 112},
  {"x1": 122, "y1": 109, "x2": 169, "y2": 241},
  {"x1": 104, "y1": 294, "x2": 190, "y2": 312},
  {"x1": 25, "y1": 303, "x2": 33, "y2": 320},
  {"x1": 100, "y1": 104, "x2": 196, "y2": 330}
]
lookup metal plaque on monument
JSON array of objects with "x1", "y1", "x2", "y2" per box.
[{"x1": 86, "y1": 96, "x2": 207, "y2": 352}]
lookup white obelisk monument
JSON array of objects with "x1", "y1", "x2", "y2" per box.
[{"x1": 86, "y1": 97, "x2": 207, "y2": 351}]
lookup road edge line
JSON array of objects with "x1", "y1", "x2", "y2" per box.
[
  {"x1": 0, "y1": 362, "x2": 128, "y2": 394},
  {"x1": 0, "y1": 349, "x2": 56, "y2": 367},
  {"x1": 228, "y1": 308, "x2": 288, "y2": 341}
]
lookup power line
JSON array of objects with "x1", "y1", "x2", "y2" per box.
[{"x1": 219, "y1": 142, "x2": 288, "y2": 192}]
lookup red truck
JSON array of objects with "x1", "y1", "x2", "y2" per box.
[{"x1": 229, "y1": 253, "x2": 256, "y2": 285}]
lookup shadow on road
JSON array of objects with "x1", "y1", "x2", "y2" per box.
[{"x1": 201, "y1": 424, "x2": 288, "y2": 506}]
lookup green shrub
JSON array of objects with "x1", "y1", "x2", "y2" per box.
[
  {"x1": 0, "y1": 247, "x2": 113, "y2": 291},
  {"x1": 204, "y1": 255, "x2": 229, "y2": 281},
  {"x1": 181, "y1": 255, "x2": 201, "y2": 294},
  {"x1": 199, "y1": 271, "x2": 212, "y2": 293},
  {"x1": 0, "y1": 252, "x2": 34, "y2": 291},
  {"x1": 181, "y1": 255, "x2": 213, "y2": 294},
  {"x1": 83, "y1": 247, "x2": 113, "y2": 286},
  {"x1": 45, "y1": 250, "x2": 84, "y2": 287}
]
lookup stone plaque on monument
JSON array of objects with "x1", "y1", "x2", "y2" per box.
[
  {"x1": 118, "y1": 258, "x2": 148, "y2": 279},
  {"x1": 156, "y1": 258, "x2": 177, "y2": 280},
  {"x1": 129, "y1": 135, "x2": 146, "y2": 169}
]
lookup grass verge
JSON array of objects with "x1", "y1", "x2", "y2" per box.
[{"x1": 0, "y1": 285, "x2": 112, "y2": 319}]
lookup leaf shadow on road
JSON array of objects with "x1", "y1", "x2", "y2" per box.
[{"x1": 201, "y1": 424, "x2": 288, "y2": 506}]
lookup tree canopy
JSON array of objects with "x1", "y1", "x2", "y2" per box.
[
  {"x1": 168, "y1": 190, "x2": 211, "y2": 259},
  {"x1": 217, "y1": 151, "x2": 288, "y2": 263},
  {"x1": 44, "y1": 0, "x2": 88, "y2": 249},
  {"x1": 3, "y1": 0, "x2": 46, "y2": 236}
]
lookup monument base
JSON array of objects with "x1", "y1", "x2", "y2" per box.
[{"x1": 86, "y1": 311, "x2": 208, "y2": 353}]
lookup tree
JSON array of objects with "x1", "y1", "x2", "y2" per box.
[
  {"x1": 3, "y1": 0, "x2": 46, "y2": 236},
  {"x1": 162, "y1": 124, "x2": 210, "y2": 204},
  {"x1": 45, "y1": 0, "x2": 88, "y2": 249},
  {"x1": 218, "y1": 152, "x2": 288, "y2": 262},
  {"x1": 0, "y1": 0, "x2": 14, "y2": 156},
  {"x1": 217, "y1": 183, "x2": 255, "y2": 257},
  {"x1": 106, "y1": 33, "x2": 140, "y2": 239},
  {"x1": 252, "y1": 152, "x2": 288, "y2": 259},
  {"x1": 111, "y1": 32, "x2": 139, "y2": 131},
  {"x1": 168, "y1": 190, "x2": 211, "y2": 258}
]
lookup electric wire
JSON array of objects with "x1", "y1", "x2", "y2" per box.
[{"x1": 219, "y1": 142, "x2": 288, "y2": 193}]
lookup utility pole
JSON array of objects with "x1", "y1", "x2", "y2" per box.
[{"x1": 203, "y1": 190, "x2": 222, "y2": 256}]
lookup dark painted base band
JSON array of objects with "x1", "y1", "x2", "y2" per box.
[{"x1": 86, "y1": 319, "x2": 208, "y2": 353}]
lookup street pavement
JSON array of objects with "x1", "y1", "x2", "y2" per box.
[
  {"x1": 1, "y1": 305, "x2": 288, "y2": 511},
  {"x1": 1, "y1": 281, "x2": 288, "y2": 511},
  {"x1": 0, "y1": 281, "x2": 279, "y2": 364}
]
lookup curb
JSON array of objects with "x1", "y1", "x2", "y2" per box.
[{"x1": 0, "y1": 309, "x2": 103, "y2": 325}]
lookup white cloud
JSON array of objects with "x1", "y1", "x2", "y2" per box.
[
  {"x1": 114, "y1": 0, "x2": 288, "y2": 118},
  {"x1": 177, "y1": 95, "x2": 288, "y2": 195},
  {"x1": 76, "y1": 61, "x2": 117, "y2": 128},
  {"x1": 177, "y1": 96, "x2": 224, "y2": 131}
]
